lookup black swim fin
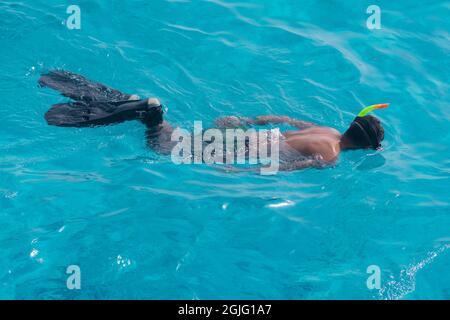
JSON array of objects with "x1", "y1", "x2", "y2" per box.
[
  {"x1": 44, "y1": 99, "x2": 163, "y2": 128},
  {"x1": 40, "y1": 70, "x2": 163, "y2": 128},
  {"x1": 39, "y1": 70, "x2": 133, "y2": 102}
]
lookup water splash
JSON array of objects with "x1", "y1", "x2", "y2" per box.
[{"x1": 378, "y1": 244, "x2": 450, "y2": 300}]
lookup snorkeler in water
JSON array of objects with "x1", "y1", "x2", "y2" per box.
[
  {"x1": 39, "y1": 70, "x2": 387, "y2": 171},
  {"x1": 214, "y1": 103, "x2": 386, "y2": 170}
]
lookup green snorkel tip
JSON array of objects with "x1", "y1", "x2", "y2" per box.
[{"x1": 357, "y1": 103, "x2": 389, "y2": 117}]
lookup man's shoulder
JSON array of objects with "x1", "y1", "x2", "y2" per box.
[
  {"x1": 304, "y1": 126, "x2": 340, "y2": 136},
  {"x1": 320, "y1": 126, "x2": 340, "y2": 134}
]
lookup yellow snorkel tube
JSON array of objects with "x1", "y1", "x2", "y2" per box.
[{"x1": 357, "y1": 103, "x2": 389, "y2": 117}]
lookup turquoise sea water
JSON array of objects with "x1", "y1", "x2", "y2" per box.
[{"x1": 1, "y1": 0, "x2": 449, "y2": 299}]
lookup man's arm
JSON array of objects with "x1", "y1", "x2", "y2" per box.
[
  {"x1": 214, "y1": 116, "x2": 252, "y2": 128},
  {"x1": 251, "y1": 116, "x2": 316, "y2": 129},
  {"x1": 278, "y1": 157, "x2": 330, "y2": 171},
  {"x1": 218, "y1": 158, "x2": 328, "y2": 174},
  {"x1": 214, "y1": 115, "x2": 316, "y2": 129}
]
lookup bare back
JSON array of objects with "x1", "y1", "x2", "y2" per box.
[{"x1": 282, "y1": 126, "x2": 342, "y2": 162}]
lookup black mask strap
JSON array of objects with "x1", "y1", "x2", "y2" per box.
[{"x1": 353, "y1": 117, "x2": 380, "y2": 149}]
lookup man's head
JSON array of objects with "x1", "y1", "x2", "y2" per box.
[{"x1": 342, "y1": 115, "x2": 384, "y2": 149}]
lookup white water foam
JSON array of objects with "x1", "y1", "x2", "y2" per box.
[{"x1": 378, "y1": 244, "x2": 450, "y2": 300}]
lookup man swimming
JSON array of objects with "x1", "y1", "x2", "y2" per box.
[
  {"x1": 39, "y1": 70, "x2": 387, "y2": 171},
  {"x1": 213, "y1": 108, "x2": 385, "y2": 170}
]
